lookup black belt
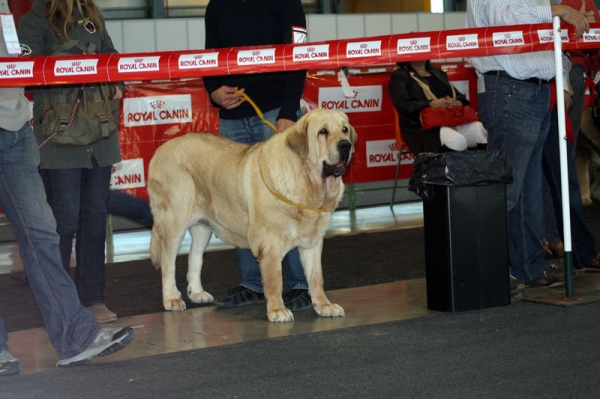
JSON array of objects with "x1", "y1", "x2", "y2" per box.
[{"x1": 484, "y1": 70, "x2": 551, "y2": 85}]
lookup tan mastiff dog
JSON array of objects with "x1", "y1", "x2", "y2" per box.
[{"x1": 147, "y1": 109, "x2": 357, "y2": 322}]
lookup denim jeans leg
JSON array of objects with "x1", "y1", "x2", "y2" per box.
[
  {"x1": 478, "y1": 75, "x2": 550, "y2": 281},
  {"x1": 0, "y1": 313, "x2": 7, "y2": 350},
  {"x1": 542, "y1": 172, "x2": 561, "y2": 246},
  {"x1": 75, "y1": 159, "x2": 111, "y2": 306},
  {"x1": 107, "y1": 190, "x2": 153, "y2": 227},
  {"x1": 543, "y1": 109, "x2": 598, "y2": 268},
  {"x1": 0, "y1": 123, "x2": 99, "y2": 359},
  {"x1": 236, "y1": 248, "x2": 264, "y2": 293},
  {"x1": 569, "y1": 64, "x2": 585, "y2": 143},
  {"x1": 40, "y1": 168, "x2": 81, "y2": 277}
]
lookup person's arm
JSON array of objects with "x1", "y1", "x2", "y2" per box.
[
  {"x1": 551, "y1": 3, "x2": 591, "y2": 39},
  {"x1": 276, "y1": 0, "x2": 307, "y2": 128},
  {"x1": 98, "y1": 15, "x2": 125, "y2": 99}
]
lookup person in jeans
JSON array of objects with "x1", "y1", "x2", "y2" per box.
[
  {"x1": 203, "y1": 0, "x2": 312, "y2": 311},
  {"x1": 0, "y1": 2, "x2": 133, "y2": 372},
  {"x1": 18, "y1": 0, "x2": 124, "y2": 323},
  {"x1": 466, "y1": 0, "x2": 592, "y2": 289}
]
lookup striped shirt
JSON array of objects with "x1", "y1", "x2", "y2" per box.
[{"x1": 466, "y1": 0, "x2": 557, "y2": 80}]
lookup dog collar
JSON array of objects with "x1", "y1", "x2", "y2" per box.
[{"x1": 259, "y1": 168, "x2": 333, "y2": 213}]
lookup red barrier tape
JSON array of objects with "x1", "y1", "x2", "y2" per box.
[{"x1": 2, "y1": 23, "x2": 600, "y2": 87}]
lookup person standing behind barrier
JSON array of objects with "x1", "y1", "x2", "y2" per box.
[
  {"x1": 0, "y1": 1, "x2": 133, "y2": 375},
  {"x1": 18, "y1": 0, "x2": 124, "y2": 323},
  {"x1": 388, "y1": 61, "x2": 488, "y2": 155},
  {"x1": 466, "y1": 0, "x2": 592, "y2": 289},
  {"x1": 203, "y1": 0, "x2": 312, "y2": 311}
]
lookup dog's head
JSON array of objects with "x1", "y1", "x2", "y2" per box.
[{"x1": 286, "y1": 109, "x2": 357, "y2": 178}]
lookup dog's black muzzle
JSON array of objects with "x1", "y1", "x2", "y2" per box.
[{"x1": 323, "y1": 140, "x2": 353, "y2": 178}]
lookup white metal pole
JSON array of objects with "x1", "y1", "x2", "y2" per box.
[{"x1": 553, "y1": 16, "x2": 574, "y2": 296}]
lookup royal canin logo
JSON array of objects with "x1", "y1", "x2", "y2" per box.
[
  {"x1": 7, "y1": 64, "x2": 16, "y2": 69},
  {"x1": 410, "y1": 40, "x2": 417, "y2": 45},
  {"x1": 135, "y1": 58, "x2": 144, "y2": 63},
  {"x1": 389, "y1": 143, "x2": 398, "y2": 151},
  {"x1": 459, "y1": 37, "x2": 466, "y2": 42},
  {"x1": 505, "y1": 34, "x2": 511, "y2": 38},
  {"x1": 72, "y1": 61, "x2": 81, "y2": 67},
  {"x1": 360, "y1": 43, "x2": 368, "y2": 48},
  {"x1": 194, "y1": 55, "x2": 203, "y2": 60},
  {"x1": 150, "y1": 100, "x2": 165, "y2": 109},
  {"x1": 308, "y1": 47, "x2": 315, "y2": 52},
  {"x1": 252, "y1": 51, "x2": 260, "y2": 56}
]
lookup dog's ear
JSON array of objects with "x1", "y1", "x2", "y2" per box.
[{"x1": 286, "y1": 118, "x2": 309, "y2": 159}]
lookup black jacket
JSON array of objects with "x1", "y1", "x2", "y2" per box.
[
  {"x1": 203, "y1": 0, "x2": 307, "y2": 122},
  {"x1": 388, "y1": 63, "x2": 469, "y2": 130}
]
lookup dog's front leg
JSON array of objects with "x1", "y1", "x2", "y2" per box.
[
  {"x1": 299, "y1": 240, "x2": 345, "y2": 318},
  {"x1": 257, "y1": 245, "x2": 293, "y2": 322}
]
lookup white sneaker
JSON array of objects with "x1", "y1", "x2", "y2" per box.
[
  {"x1": 56, "y1": 327, "x2": 134, "y2": 367},
  {"x1": 0, "y1": 349, "x2": 21, "y2": 377}
]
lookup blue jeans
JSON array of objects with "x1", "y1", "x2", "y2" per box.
[
  {"x1": 0, "y1": 122, "x2": 100, "y2": 359},
  {"x1": 569, "y1": 64, "x2": 585, "y2": 144},
  {"x1": 542, "y1": 104, "x2": 597, "y2": 269},
  {"x1": 108, "y1": 190, "x2": 153, "y2": 227},
  {"x1": 41, "y1": 159, "x2": 112, "y2": 307},
  {"x1": 218, "y1": 108, "x2": 308, "y2": 292},
  {"x1": 478, "y1": 75, "x2": 551, "y2": 281}
]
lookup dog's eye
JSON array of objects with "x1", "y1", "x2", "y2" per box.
[
  {"x1": 342, "y1": 126, "x2": 348, "y2": 134},
  {"x1": 319, "y1": 128, "x2": 328, "y2": 135}
]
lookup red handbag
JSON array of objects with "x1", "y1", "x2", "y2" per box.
[{"x1": 420, "y1": 105, "x2": 480, "y2": 131}]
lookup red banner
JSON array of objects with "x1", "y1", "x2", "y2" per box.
[{"x1": 113, "y1": 62, "x2": 476, "y2": 197}]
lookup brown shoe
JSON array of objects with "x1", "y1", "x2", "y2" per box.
[
  {"x1": 525, "y1": 264, "x2": 567, "y2": 288},
  {"x1": 86, "y1": 304, "x2": 117, "y2": 323},
  {"x1": 543, "y1": 241, "x2": 564, "y2": 258},
  {"x1": 581, "y1": 254, "x2": 600, "y2": 272}
]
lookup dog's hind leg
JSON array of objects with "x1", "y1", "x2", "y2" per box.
[
  {"x1": 299, "y1": 240, "x2": 345, "y2": 318},
  {"x1": 187, "y1": 224, "x2": 214, "y2": 304},
  {"x1": 152, "y1": 220, "x2": 188, "y2": 311}
]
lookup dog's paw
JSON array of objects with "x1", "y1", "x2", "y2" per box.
[
  {"x1": 267, "y1": 308, "x2": 294, "y2": 323},
  {"x1": 315, "y1": 303, "x2": 345, "y2": 318},
  {"x1": 188, "y1": 290, "x2": 214, "y2": 304},
  {"x1": 164, "y1": 298, "x2": 187, "y2": 311},
  {"x1": 582, "y1": 197, "x2": 593, "y2": 206}
]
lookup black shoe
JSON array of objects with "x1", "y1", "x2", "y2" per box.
[
  {"x1": 282, "y1": 289, "x2": 313, "y2": 312},
  {"x1": 510, "y1": 275, "x2": 525, "y2": 302},
  {"x1": 524, "y1": 264, "x2": 568, "y2": 288},
  {"x1": 214, "y1": 286, "x2": 265, "y2": 308}
]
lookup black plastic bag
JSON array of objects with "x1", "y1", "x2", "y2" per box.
[{"x1": 408, "y1": 150, "x2": 513, "y2": 200}]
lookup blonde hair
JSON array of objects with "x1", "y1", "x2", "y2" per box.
[{"x1": 46, "y1": 0, "x2": 103, "y2": 43}]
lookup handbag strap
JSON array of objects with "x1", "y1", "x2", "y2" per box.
[{"x1": 409, "y1": 71, "x2": 456, "y2": 101}]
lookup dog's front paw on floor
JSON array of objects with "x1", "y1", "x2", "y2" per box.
[
  {"x1": 268, "y1": 308, "x2": 294, "y2": 323},
  {"x1": 188, "y1": 290, "x2": 214, "y2": 304},
  {"x1": 315, "y1": 303, "x2": 345, "y2": 317},
  {"x1": 164, "y1": 298, "x2": 187, "y2": 311}
]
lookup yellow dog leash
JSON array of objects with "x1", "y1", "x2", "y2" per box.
[{"x1": 239, "y1": 91, "x2": 333, "y2": 213}]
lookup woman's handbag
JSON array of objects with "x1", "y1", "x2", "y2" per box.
[{"x1": 419, "y1": 105, "x2": 480, "y2": 131}]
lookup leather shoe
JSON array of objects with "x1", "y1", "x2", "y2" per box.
[
  {"x1": 543, "y1": 241, "x2": 564, "y2": 258},
  {"x1": 581, "y1": 254, "x2": 600, "y2": 272},
  {"x1": 525, "y1": 264, "x2": 566, "y2": 288}
]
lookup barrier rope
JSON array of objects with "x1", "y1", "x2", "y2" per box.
[{"x1": 2, "y1": 23, "x2": 600, "y2": 88}]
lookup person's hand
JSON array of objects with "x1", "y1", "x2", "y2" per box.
[
  {"x1": 113, "y1": 86, "x2": 123, "y2": 100},
  {"x1": 564, "y1": 90, "x2": 573, "y2": 110},
  {"x1": 429, "y1": 98, "x2": 449, "y2": 108},
  {"x1": 210, "y1": 85, "x2": 245, "y2": 109},
  {"x1": 553, "y1": 3, "x2": 590, "y2": 40},
  {"x1": 276, "y1": 118, "x2": 294, "y2": 133}
]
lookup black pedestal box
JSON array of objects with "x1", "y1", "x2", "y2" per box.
[{"x1": 423, "y1": 184, "x2": 510, "y2": 312}]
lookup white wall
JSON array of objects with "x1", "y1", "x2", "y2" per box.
[{"x1": 106, "y1": 12, "x2": 466, "y2": 54}]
